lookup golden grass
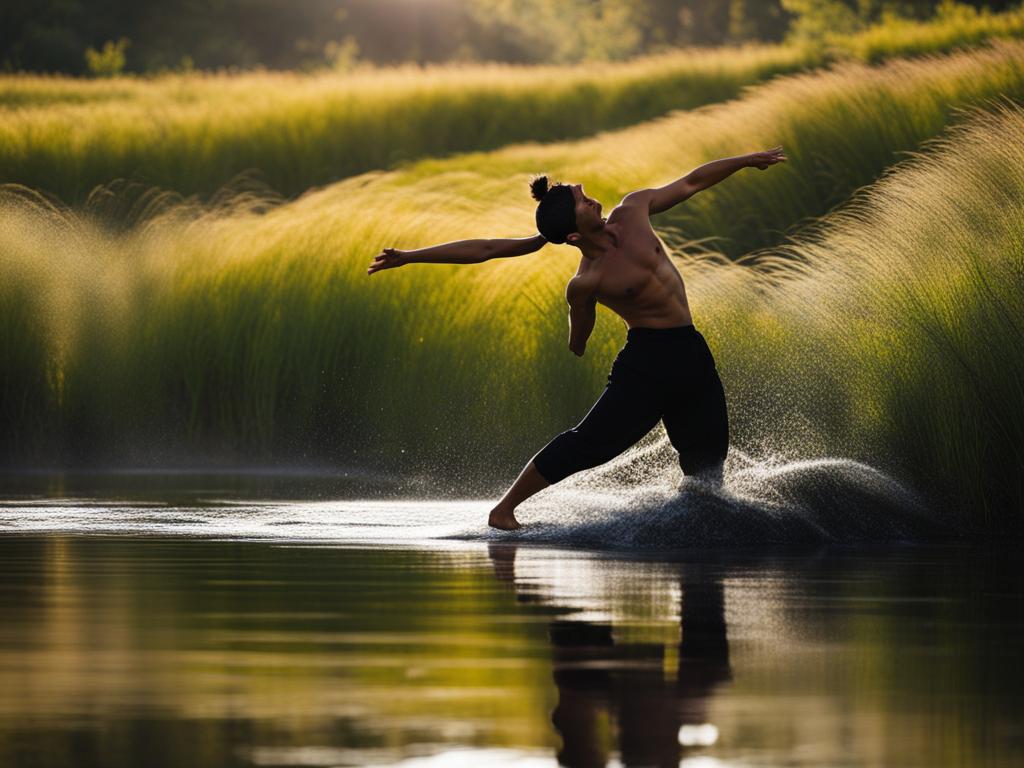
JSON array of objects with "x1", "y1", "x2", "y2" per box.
[
  {"x1": 3, "y1": 2, "x2": 1024, "y2": 206},
  {"x1": 0, "y1": 45, "x2": 813, "y2": 202},
  {"x1": 2, "y1": 44, "x2": 1023, "y2": 528},
  {"x1": 828, "y1": 1, "x2": 1024, "y2": 63}
]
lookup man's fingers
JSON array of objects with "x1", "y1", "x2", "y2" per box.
[
  {"x1": 369, "y1": 246, "x2": 400, "y2": 276},
  {"x1": 368, "y1": 258, "x2": 399, "y2": 274}
]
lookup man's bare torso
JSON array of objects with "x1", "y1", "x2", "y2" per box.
[{"x1": 574, "y1": 198, "x2": 693, "y2": 329}]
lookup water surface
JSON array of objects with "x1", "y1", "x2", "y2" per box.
[{"x1": 0, "y1": 497, "x2": 1020, "y2": 767}]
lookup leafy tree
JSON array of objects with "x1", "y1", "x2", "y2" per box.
[
  {"x1": 782, "y1": 0, "x2": 865, "y2": 41},
  {"x1": 1, "y1": 0, "x2": 1019, "y2": 73},
  {"x1": 85, "y1": 37, "x2": 129, "y2": 76},
  {"x1": 463, "y1": 0, "x2": 650, "y2": 62}
]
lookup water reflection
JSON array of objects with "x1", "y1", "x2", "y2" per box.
[
  {"x1": 0, "y1": 533, "x2": 1022, "y2": 768},
  {"x1": 489, "y1": 543, "x2": 731, "y2": 767}
]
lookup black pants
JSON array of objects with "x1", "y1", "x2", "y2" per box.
[{"x1": 532, "y1": 324, "x2": 729, "y2": 484}]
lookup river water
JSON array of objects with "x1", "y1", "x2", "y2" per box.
[{"x1": 0, "y1": 478, "x2": 1021, "y2": 768}]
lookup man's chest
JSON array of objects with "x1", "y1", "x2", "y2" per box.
[{"x1": 593, "y1": 244, "x2": 665, "y2": 302}]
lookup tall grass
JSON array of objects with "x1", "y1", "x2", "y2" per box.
[
  {"x1": 2, "y1": 49, "x2": 1023, "y2": 529},
  {"x1": 827, "y1": 1, "x2": 1024, "y2": 64},
  {"x1": 695, "y1": 100, "x2": 1024, "y2": 531},
  {"x1": 12, "y1": 41, "x2": 1022, "y2": 256},
  {"x1": 3, "y1": 2, "x2": 1024, "y2": 205},
  {"x1": 0, "y1": 45, "x2": 814, "y2": 204},
  {"x1": 1, "y1": 42, "x2": 1022, "y2": 455},
  {"x1": 389, "y1": 40, "x2": 1024, "y2": 259}
]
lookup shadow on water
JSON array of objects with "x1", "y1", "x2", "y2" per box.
[{"x1": 489, "y1": 542, "x2": 732, "y2": 767}]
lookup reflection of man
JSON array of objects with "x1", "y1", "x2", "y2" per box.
[{"x1": 487, "y1": 543, "x2": 733, "y2": 767}]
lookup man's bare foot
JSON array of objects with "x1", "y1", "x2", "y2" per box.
[{"x1": 488, "y1": 506, "x2": 521, "y2": 531}]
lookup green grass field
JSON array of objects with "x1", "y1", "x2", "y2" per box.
[
  {"x1": 3, "y1": 38, "x2": 1024, "y2": 529},
  {"x1": 827, "y1": 0, "x2": 1024, "y2": 63},
  {"x1": 3, "y1": 8, "x2": 1024, "y2": 530},
  {"x1": 1, "y1": 45, "x2": 814, "y2": 204},
  {"x1": 3, "y1": 3, "x2": 1024, "y2": 205}
]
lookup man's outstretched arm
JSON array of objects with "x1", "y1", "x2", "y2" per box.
[
  {"x1": 367, "y1": 233, "x2": 546, "y2": 275},
  {"x1": 630, "y1": 146, "x2": 786, "y2": 216}
]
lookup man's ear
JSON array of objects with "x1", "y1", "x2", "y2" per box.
[{"x1": 566, "y1": 232, "x2": 580, "y2": 245}]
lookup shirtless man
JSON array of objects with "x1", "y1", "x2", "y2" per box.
[{"x1": 367, "y1": 146, "x2": 787, "y2": 530}]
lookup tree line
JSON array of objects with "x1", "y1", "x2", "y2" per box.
[{"x1": 1, "y1": 0, "x2": 1018, "y2": 74}]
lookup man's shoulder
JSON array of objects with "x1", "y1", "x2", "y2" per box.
[
  {"x1": 612, "y1": 189, "x2": 653, "y2": 215},
  {"x1": 608, "y1": 191, "x2": 654, "y2": 228}
]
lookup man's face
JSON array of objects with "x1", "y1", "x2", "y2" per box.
[{"x1": 571, "y1": 183, "x2": 603, "y2": 229}]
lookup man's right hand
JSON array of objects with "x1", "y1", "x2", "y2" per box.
[
  {"x1": 749, "y1": 146, "x2": 787, "y2": 170},
  {"x1": 367, "y1": 247, "x2": 408, "y2": 275}
]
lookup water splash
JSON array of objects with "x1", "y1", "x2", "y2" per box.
[
  {"x1": 0, "y1": 432, "x2": 942, "y2": 548},
  {"x1": 466, "y1": 432, "x2": 942, "y2": 548}
]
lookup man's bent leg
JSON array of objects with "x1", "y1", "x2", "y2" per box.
[
  {"x1": 533, "y1": 378, "x2": 662, "y2": 485},
  {"x1": 488, "y1": 374, "x2": 661, "y2": 530}
]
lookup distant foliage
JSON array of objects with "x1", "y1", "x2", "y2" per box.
[
  {"x1": 780, "y1": 0, "x2": 1008, "y2": 45},
  {"x1": 1, "y1": 0, "x2": 1016, "y2": 72},
  {"x1": 828, "y1": 0, "x2": 1024, "y2": 61},
  {"x1": 3, "y1": 3, "x2": 1022, "y2": 204},
  {"x1": 84, "y1": 38, "x2": 129, "y2": 77},
  {"x1": 782, "y1": 0, "x2": 866, "y2": 42},
  {"x1": 464, "y1": 0, "x2": 649, "y2": 63}
]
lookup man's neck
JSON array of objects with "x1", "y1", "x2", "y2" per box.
[{"x1": 580, "y1": 220, "x2": 617, "y2": 260}]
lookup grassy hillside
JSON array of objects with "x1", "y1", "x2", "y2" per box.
[
  {"x1": 827, "y1": 1, "x2": 1024, "y2": 63},
  {"x1": 2, "y1": 46, "x2": 1023, "y2": 529},
  {"x1": 3, "y1": 3, "x2": 1024, "y2": 205},
  {"x1": 0, "y1": 45, "x2": 813, "y2": 204},
  {"x1": 416, "y1": 39, "x2": 1024, "y2": 259}
]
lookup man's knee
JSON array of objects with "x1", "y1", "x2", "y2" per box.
[{"x1": 533, "y1": 428, "x2": 618, "y2": 485}]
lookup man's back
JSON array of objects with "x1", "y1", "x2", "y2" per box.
[{"x1": 572, "y1": 196, "x2": 693, "y2": 330}]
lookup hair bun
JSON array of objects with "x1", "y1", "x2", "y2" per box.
[{"x1": 530, "y1": 175, "x2": 550, "y2": 202}]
